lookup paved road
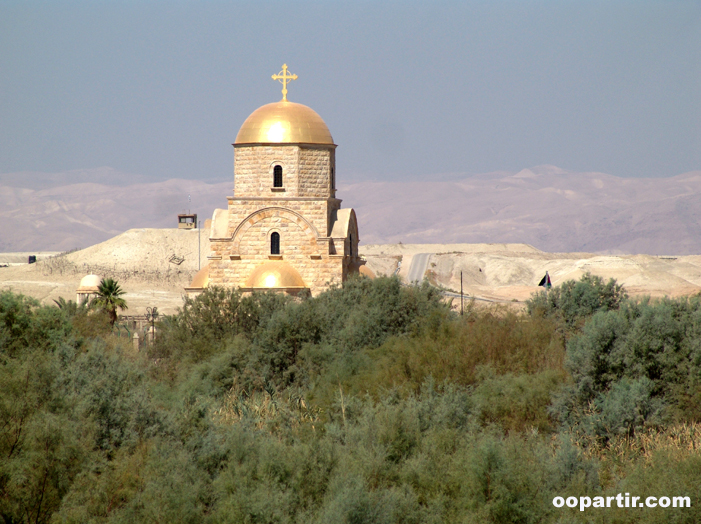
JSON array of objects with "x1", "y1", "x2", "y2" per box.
[
  {"x1": 407, "y1": 253, "x2": 432, "y2": 284},
  {"x1": 405, "y1": 253, "x2": 522, "y2": 303}
]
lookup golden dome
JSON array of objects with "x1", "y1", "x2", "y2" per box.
[
  {"x1": 235, "y1": 101, "x2": 334, "y2": 145},
  {"x1": 187, "y1": 265, "x2": 209, "y2": 290},
  {"x1": 359, "y1": 266, "x2": 376, "y2": 279},
  {"x1": 77, "y1": 274, "x2": 102, "y2": 293},
  {"x1": 245, "y1": 261, "x2": 306, "y2": 289}
]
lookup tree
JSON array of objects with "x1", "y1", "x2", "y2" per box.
[
  {"x1": 92, "y1": 277, "x2": 128, "y2": 326},
  {"x1": 526, "y1": 272, "x2": 627, "y2": 330},
  {"x1": 53, "y1": 296, "x2": 87, "y2": 318}
]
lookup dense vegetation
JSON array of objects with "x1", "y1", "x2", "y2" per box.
[{"x1": 1, "y1": 274, "x2": 700, "y2": 523}]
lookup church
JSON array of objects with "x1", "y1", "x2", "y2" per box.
[{"x1": 187, "y1": 65, "x2": 365, "y2": 296}]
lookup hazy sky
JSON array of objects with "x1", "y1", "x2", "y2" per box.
[{"x1": 1, "y1": 1, "x2": 700, "y2": 183}]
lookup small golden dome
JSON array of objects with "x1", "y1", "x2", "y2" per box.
[
  {"x1": 359, "y1": 266, "x2": 376, "y2": 279},
  {"x1": 235, "y1": 101, "x2": 334, "y2": 145},
  {"x1": 188, "y1": 265, "x2": 209, "y2": 289},
  {"x1": 77, "y1": 274, "x2": 102, "y2": 293},
  {"x1": 245, "y1": 261, "x2": 306, "y2": 289}
]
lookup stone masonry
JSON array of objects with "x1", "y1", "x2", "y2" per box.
[{"x1": 207, "y1": 143, "x2": 362, "y2": 296}]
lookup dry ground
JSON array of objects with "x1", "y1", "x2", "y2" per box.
[
  {"x1": 0, "y1": 228, "x2": 209, "y2": 315},
  {"x1": 2, "y1": 230, "x2": 701, "y2": 316},
  {"x1": 362, "y1": 243, "x2": 701, "y2": 303}
]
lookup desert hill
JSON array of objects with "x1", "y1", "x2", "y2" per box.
[
  {"x1": 0, "y1": 170, "x2": 229, "y2": 252},
  {"x1": 363, "y1": 243, "x2": 701, "y2": 303},
  {"x1": 3, "y1": 165, "x2": 701, "y2": 254},
  {"x1": 2, "y1": 229, "x2": 701, "y2": 315},
  {"x1": 0, "y1": 229, "x2": 209, "y2": 314},
  {"x1": 342, "y1": 165, "x2": 701, "y2": 254}
]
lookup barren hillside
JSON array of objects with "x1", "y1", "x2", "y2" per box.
[
  {"x1": 4, "y1": 165, "x2": 701, "y2": 255},
  {"x1": 343, "y1": 165, "x2": 701, "y2": 254},
  {"x1": 2, "y1": 229, "x2": 700, "y2": 315},
  {"x1": 0, "y1": 228, "x2": 210, "y2": 314},
  {"x1": 361, "y1": 243, "x2": 701, "y2": 303}
]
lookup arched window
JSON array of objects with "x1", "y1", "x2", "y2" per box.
[
  {"x1": 273, "y1": 165, "x2": 283, "y2": 188},
  {"x1": 271, "y1": 232, "x2": 280, "y2": 255}
]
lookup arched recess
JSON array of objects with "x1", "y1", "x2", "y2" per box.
[
  {"x1": 348, "y1": 209, "x2": 359, "y2": 242},
  {"x1": 270, "y1": 231, "x2": 280, "y2": 254},
  {"x1": 231, "y1": 207, "x2": 320, "y2": 255},
  {"x1": 347, "y1": 209, "x2": 359, "y2": 257},
  {"x1": 273, "y1": 164, "x2": 284, "y2": 188}
]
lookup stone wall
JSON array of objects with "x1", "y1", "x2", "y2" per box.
[
  {"x1": 233, "y1": 146, "x2": 298, "y2": 197},
  {"x1": 237, "y1": 215, "x2": 316, "y2": 258},
  {"x1": 220, "y1": 198, "x2": 338, "y2": 240},
  {"x1": 233, "y1": 144, "x2": 335, "y2": 199},
  {"x1": 206, "y1": 142, "x2": 356, "y2": 296},
  {"x1": 208, "y1": 249, "x2": 347, "y2": 296},
  {"x1": 298, "y1": 147, "x2": 333, "y2": 198},
  {"x1": 207, "y1": 203, "x2": 356, "y2": 295}
]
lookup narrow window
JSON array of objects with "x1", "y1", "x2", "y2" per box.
[
  {"x1": 331, "y1": 167, "x2": 335, "y2": 190},
  {"x1": 349, "y1": 234, "x2": 353, "y2": 257},
  {"x1": 271, "y1": 232, "x2": 280, "y2": 255},
  {"x1": 273, "y1": 165, "x2": 283, "y2": 187}
]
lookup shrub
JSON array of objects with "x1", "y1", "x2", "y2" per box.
[
  {"x1": 527, "y1": 272, "x2": 627, "y2": 331},
  {"x1": 193, "y1": 276, "x2": 450, "y2": 389},
  {"x1": 472, "y1": 369, "x2": 564, "y2": 433},
  {"x1": 151, "y1": 287, "x2": 291, "y2": 363},
  {"x1": 5, "y1": 281, "x2": 701, "y2": 523},
  {"x1": 0, "y1": 290, "x2": 75, "y2": 357},
  {"x1": 554, "y1": 296, "x2": 701, "y2": 441},
  {"x1": 57, "y1": 340, "x2": 162, "y2": 454},
  {"x1": 345, "y1": 308, "x2": 564, "y2": 398}
]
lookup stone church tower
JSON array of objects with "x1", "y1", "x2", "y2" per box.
[{"x1": 188, "y1": 65, "x2": 363, "y2": 296}]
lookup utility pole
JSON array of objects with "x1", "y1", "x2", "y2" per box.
[{"x1": 198, "y1": 220, "x2": 201, "y2": 270}]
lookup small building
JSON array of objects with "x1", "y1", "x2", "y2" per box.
[
  {"x1": 194, "y1": 64, "x2": 365, "y2": 297},
  {"x1": 178, "y1": 213, "x2": 197, "y2": 229},
  {"x1": 76, "y1": 274, "x2": 102, "y2": 305}
]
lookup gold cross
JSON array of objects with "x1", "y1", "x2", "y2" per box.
[{"x1": 271, "y1": 64, "x2": 298, "y2": 101}]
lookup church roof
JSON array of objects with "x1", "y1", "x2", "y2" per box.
[
  {"x1": 245, "y1": 261, "x2": 306, "y2": 289},
  {"x1": 210, "y1": 208, "x2": 229, "y2": 240},
  {"x1": 234, "y1": 101, "x2": 334, "y2": 145},
  {"x1": 330, "y1": 208, "x2": 357, "y2": 238}
]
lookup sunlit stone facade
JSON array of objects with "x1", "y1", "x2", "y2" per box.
[{"x1": 189, "y1": 84, "x2": 363, "y2": 296}]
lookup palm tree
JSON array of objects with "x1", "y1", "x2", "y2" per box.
[
  {"x1": 92, "y1": 277, "x2": 128, "y2": 326},
  {"x1": 53, "y1": 297, "x2": 86, "y2": 318}
]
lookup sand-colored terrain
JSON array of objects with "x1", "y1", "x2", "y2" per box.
[
  {"x1": 362, "y1": 243, "x2": 701, "y2": 302},
  {"x1": 5, "y1": 165, "x2": 701, "y2": 256},
  {"x1": 0, "y1": 228, "x2": 210, "y2": 315},
  {"x1": 2, "y1": 230, "x2": 701, "y2": 316}
]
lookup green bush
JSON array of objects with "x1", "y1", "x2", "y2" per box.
[
  {"x1": 3, "y1": 280, "x2": 701, "y2": 523},
  {"x1": 472, "y1": 369, "x2": 564, "y2": 433},
  {"x1": 0, "y1": 292, "x2": 92, "y2": 523},
  {"x1": 151, "y1": 287, "x2": 291, "y2": 364},
  {"x1": 527, "y1": 272, "x2": 627, "y2": 331},
  {"x1": 341, "y1": 308, "x2": 564, "y2": 398},
  {"x1": 0, "y1": 290, "x2": 75, "y2": 357},
  {"x1": 554, "y1": 296, "x2": 701, "y2": 443},
  {"x1": 57, "y1": 341, "x2": 162, "y2": 454}
]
